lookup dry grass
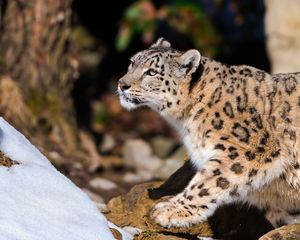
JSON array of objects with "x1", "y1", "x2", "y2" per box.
[{"x1": 0, "y1": 75, "x2": 33, "y2": 127}]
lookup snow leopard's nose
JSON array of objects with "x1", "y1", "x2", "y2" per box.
[{"x1": 118, "y1": 79, "x2": 131, "y2": 92}]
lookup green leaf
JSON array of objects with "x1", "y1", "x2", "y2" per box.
[{"x1": 115, "y1": 24, "x2": 133, "y2": 52}]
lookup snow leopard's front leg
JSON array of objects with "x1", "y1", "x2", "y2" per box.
[
  {"x1": 148, "y1": 159, "x2": 196, "y2": 200},
  {"x1": 150, "y1": 157, "x2": 265, "y2": 228}
]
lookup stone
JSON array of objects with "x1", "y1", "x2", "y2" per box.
[
  {"x1": 123, "y1": 171, "x2": 153, "y2": 183},
  {"x1": 134, "y1": 232, "x2": 186, "y2": 240},
  {"x1": 105, "y1": 182, "x2": 212, "y2": 239},
  {"x1": 154, "y1": 146, "x2": 186, "y2": 179},
  {"x1": 123, "y1": 139, "x2": 162, "y2": 174},
  {"x1": 100, "y1": 134, "x2": 116, "y2": 153},
  {"x1": 259, "y1": 223, "x2": 300, "y2": 240},
  {"x1": 105, "y1": 174, "x2": 300, "y2": 239},
  {"x1": 89, "y1": 177, "x2": 117, "y2": 191},
  {"x1": 110, "y1": 228, "x2": 123, "y2": 240},
  {"x1": 150, "y1": 136, "x2": 176, "y2": 159}
]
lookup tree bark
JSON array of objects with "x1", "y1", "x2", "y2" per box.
[
  {"x1": 265, "y1": 0, "x2": 300, "y2": 74},
  {"x1": 0, "y1": 0, "x2": 79, "y2": 155}
]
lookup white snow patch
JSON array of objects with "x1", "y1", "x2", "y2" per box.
[
  {"x1": 0, "y1": 118, "x2": 53, "y2": 168},
  {"x1": 0, "y1": 117, "x2": 132, "y2": 240},
  {"x1": 108, "y1": 222, "x2": 137, "y2": 240}
]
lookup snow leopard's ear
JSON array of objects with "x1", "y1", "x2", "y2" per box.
[
  {"x1": 178, "y1": 49, "x2": 201, "y2": 76},
  {"x1": 151, "y1": 37, "x2": 171, "y2": 48}
]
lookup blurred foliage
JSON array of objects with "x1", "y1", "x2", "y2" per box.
[
  {"x1": 72, "y1": 26, "x2": 97, "y2": 50},
  {"x1": 71, "y1": 25, "x2": 103, "y2": 69},
  {"x1": 92, "y1": 101, "x2": 111, "y2": 131},
  {"x1": 116, "y1": 0, "x2": 220, "y2": 56}
]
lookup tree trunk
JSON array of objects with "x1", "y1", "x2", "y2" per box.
[
  {"x1": 265, "y1": 0, "x2": 300, "y2": 74},
  {"x1": 0, "y1": 0, "x2": 79, "y2": 155}
]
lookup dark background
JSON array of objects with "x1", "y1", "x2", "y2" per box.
[{"x1": 71, "y1": 0, "x2": 269, "y2": 140}]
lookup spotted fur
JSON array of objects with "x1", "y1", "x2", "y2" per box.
[{"x1": 118, "y1": 38, "x2": 300, "y2": 228}]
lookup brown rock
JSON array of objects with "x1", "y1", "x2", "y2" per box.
[
  {"x1": 134, "y1": 231, "x2": 186, "y2": 240},
  {"x1": 105, "y1": 182, "x2": 212, "y2": 239},
  {"x1": 110, "y1": 228, "x2": 123, "y2": 240},
  {"x1": 259, "y1": 224, "x2": 300, "y2": 240}
]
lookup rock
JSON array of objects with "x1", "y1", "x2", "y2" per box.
[
  {"x1": 123, "y1": 171, "x2": 153, "y2": 183},
  {"x1": 154, "y1": 146, "x2": 187, "y2": 179},
  {"x1": 110, "y1": 228, "x2": 123, "y2": 240},
  {"x1": 198, "y1": 238, "x2": 216, "y2": 240},
  {"x1": 48, "y1": 151, "x2": 60, "y2": 160},
  {"x1": 106, "y1": 181, "x2": 300, "y2": 239},
  {"x1": 259, "y1": 224, "x2": 300, "y2": 239},
  {"x1": 123, "y1": 139, "x2": 162, "y2": 174},
  {"x1": 169, "y1": 146, "x2": 187, "y2": 160},
  {"x1": 123, "y1": 172, "x2": 143, "y2": 183},
  {"x1": 109, "y1": 221, "x2": 138, "y2": 240},
  {"x1": 134, "y1": 232, "x2": 186, "y2": 240},
  {"x1": 81, "y1": 188, "x2": 108, "y2": 213},
  {"x1": 105, "y1": 182, "x2": 212, "y2": 239},
  {"x1": 154, "y1": 157, "x2": 184, "y2": 180},
  {"x1": 265, "y1": 0, "x2": 300, "y2": 73},
  {"x1": 150, "y1": 136, "x2": 176, "y2": 159},
  {"x1": 105, "y1": 178, "x2": 300, "y2": 240},
  {"x1": 100, "y1": 134, "x2": 116, "y2": 153},
  {"x1": 89, "y1": 177, "x2": 117, "y2": 191}
]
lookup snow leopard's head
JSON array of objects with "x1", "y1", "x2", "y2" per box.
[{"x1": 118, "y1": 38, "x2": 201, "y2": 114}]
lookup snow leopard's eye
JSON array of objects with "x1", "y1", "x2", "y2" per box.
[{"x1": 145, "y1": 69, "x2": 157, "y2": 76}]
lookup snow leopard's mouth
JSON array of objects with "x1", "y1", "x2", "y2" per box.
[
  {"x1": 124, "y1": 95, "x2": 143, "y2": 104},
  {"x1": 120, "y1": 92, "x2": 145, "y2": 105},
  {"x1": 119, "y1": 92, "x2": 146, "y2": 110}
]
